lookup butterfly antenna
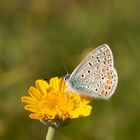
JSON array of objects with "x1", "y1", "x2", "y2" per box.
[{"x1": 63, "y1": 63, "x2": 69, "y2": 74}]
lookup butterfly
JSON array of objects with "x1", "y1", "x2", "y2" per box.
[{"x1": 64, "y1": 44, "x2": 118, "y2": 99}]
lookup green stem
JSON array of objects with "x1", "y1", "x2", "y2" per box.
[{"x1": 46, "y1": 127, "x2": 56, "y2": 140}]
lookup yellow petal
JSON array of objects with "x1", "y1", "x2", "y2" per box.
[
  {"x1": 81, "y1": 95, "x2": 93, "y2": 104},
  {"x1": 50, "y1": 77, "x2": 59, "y2": 92},
  {"x1": 41, "y1": 109, "x2": 56, "y2": 120},
  {"x1": 28, "y1": 87, "x2": 42, "y2": 100},
  {"x1": 59, "y1": 78, "x2": 66, "y2": 92},
  {"x1": 24, "y1": 105, "x2": 40, "y2": 113},
  {"x1": 29, "y1": 113, "x2": 43, "y2": 119},
  {"x1": 70, "y1": 105, "x2": 92, "y2": 118},
  {"x1": 68, "y1": 93, "x2": 81, "y2": 103},
  {"x1": 21, "y1": 96, "x2": 37, "y2": 105},
  {"x1": 35, "y1": 80, "x2": 49, "y2": 96}
]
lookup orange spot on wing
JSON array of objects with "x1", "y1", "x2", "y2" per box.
[
  {"x1": 107, "y1": 72, "x2": 110, "y2": 75},
  {"x1": 105, "y1": 85, "x2": 110, "y2": 91},
  {"x1": 101, "y1": 90, "x2": 106, "y2": 96},
  {"x1": 102, "y1": 68, "x2": 106, "y2": 72},
  {"x1": 108, "y1": 76, "x2": 112, "y2": 80}
]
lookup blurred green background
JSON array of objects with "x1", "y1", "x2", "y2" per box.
[{"x1": 0, "y1": 0, "x2": 140, "y2": 140}]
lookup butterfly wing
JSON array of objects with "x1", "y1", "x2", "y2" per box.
[{"x1": 66, "y1": 44, "x2": 118, "y2": 99}]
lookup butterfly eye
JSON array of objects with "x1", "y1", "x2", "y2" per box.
[{"x1": 64, "y1": 74, "x2": 70, "y2": 80}]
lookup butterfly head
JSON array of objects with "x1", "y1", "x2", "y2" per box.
[
  {"x1": 63, "y1": 74, "x2": 78, "y2": 93},
  {"x1": 64, "y1": 73, "x2": 70, "y2": 81}
]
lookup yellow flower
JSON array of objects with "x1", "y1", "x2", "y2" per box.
[{"x1": 21, "y1": 77, "x2": 92, "y2": 127}]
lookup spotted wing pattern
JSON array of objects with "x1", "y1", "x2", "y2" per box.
[{"x1": 66, "y1": 44, "x2": 118, "y2": 99}]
